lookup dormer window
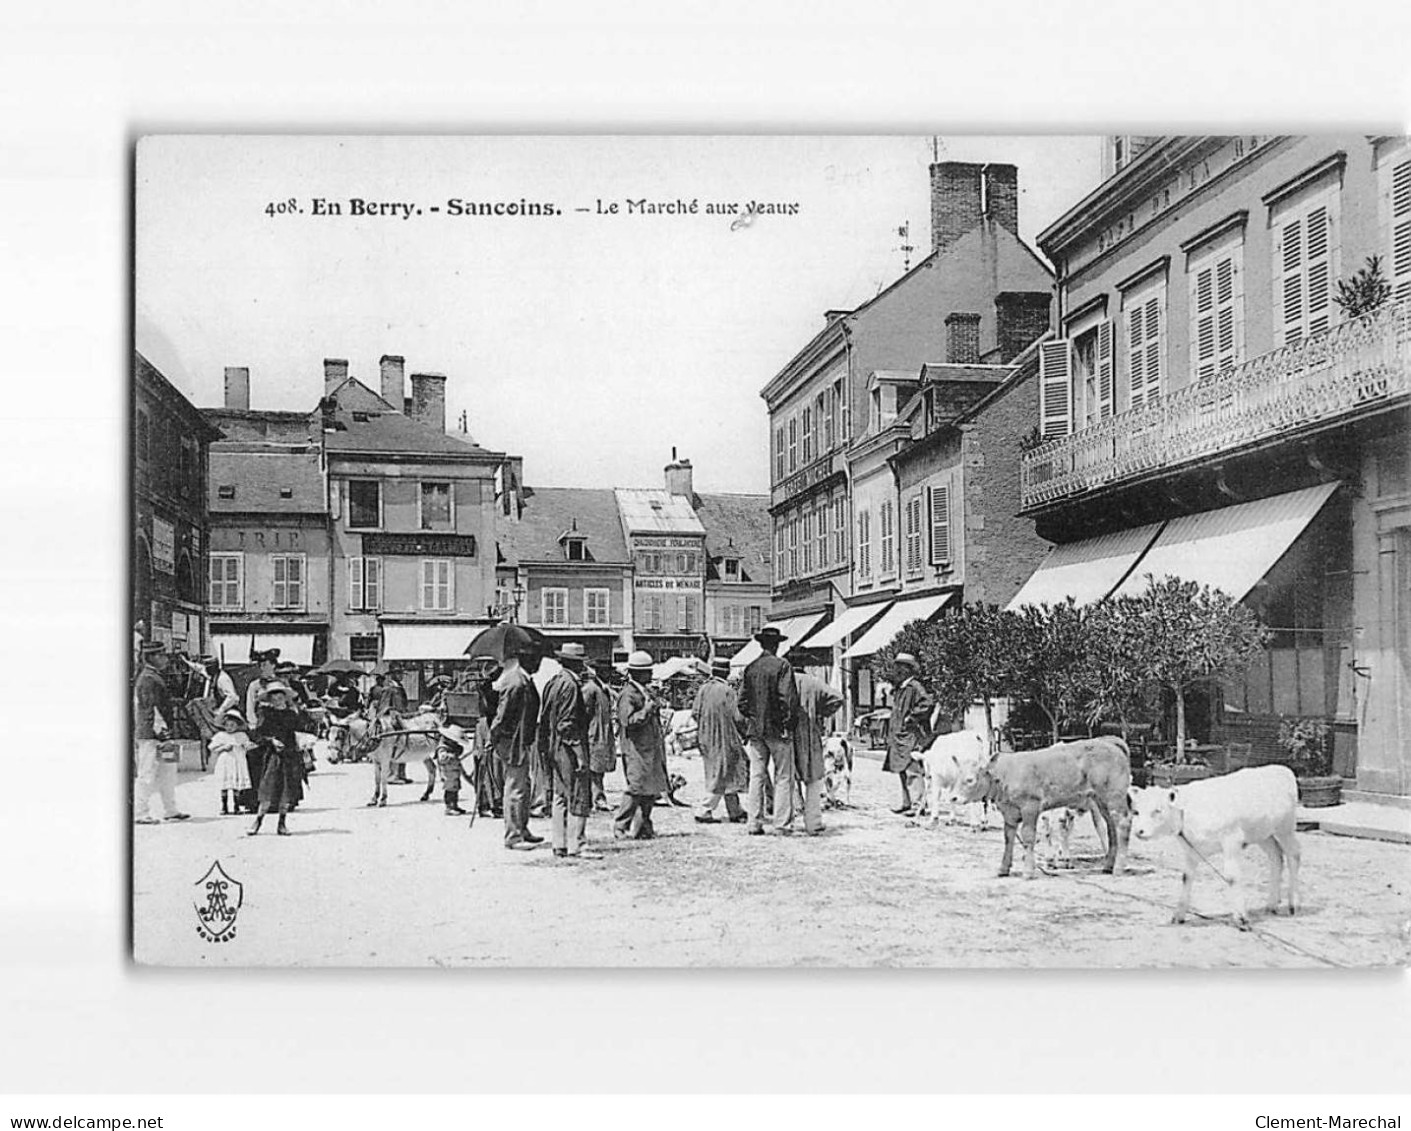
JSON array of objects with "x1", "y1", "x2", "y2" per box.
[
  {"x1": 565, "y1": 538, "x2": 586, "y2": 562},
  {"x1": 724, "y1": 558, "x2": 740, "y2": 580}
]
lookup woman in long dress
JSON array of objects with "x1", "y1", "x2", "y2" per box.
[{"x1": 247, "y1": 684, "x2": 310, "y2": 836}]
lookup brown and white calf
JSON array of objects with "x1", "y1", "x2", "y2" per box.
[
  {"x1": 949, "y1": 737, "x2": 1132, "y2": 879},
  {"x1": 1128, "y1": 765, "x2": 1300, "y2": 930},
  {"x1": 822, "y1": 735, "x2": 853, "y2": 809}
]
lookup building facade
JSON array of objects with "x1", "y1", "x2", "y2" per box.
[
  {"x1": 134, "y1": 351, "x2": 222, "y2": 657},
  {"x1": 684, "y1": 465, "x2": 771, "y2": 660},
  {"x1": 616, "y1": 476, "x2": 708, "y2": 661},
  {"x1": 1017, "y1": 134, "x2": 1410, "y2": 796}
]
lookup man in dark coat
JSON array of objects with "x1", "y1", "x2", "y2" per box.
[
  {"x1": 133, "y1": 642, "x2": 189, "y2": 824},
  {"x1": 474, "y1": 667, "x2": 505, "y2": 817},
  {"x1": 691, "y1": 656, "x2": 749, "y2": 824},
  {"x1": 538, "y1": 644, "x2": 594, "y2": 858},
  {"x1": 884, "y1": 653, "x2": 934, "y2": 816},
  {"x1": 581, "y1": 662, "x2": 616, "y2": 812},
  {"x1": 737, "y1": 626, "x2": 800, "y2": 836},
  {"x1": 793, "y1": 670, "x2": 845, "y2": 835},
  {"x1": 613, "y1": 651, "x2": 669, "y2": 840},
  {"x1": 489, "y1": 648, "x2": 544, "y2": 850}
]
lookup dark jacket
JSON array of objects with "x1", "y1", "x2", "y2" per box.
[
  {"x1": 538, "y1": 668, "x2": 588, "y2": 772},
  {"x1": 738, "y1": 652, "x2": 798, "y2": 741},
  {"x1": 616, "y1": 678, "x2": 669, "y2": 796},
  {"x1": 793, "y1": 672, "x2": 845, "y2": 784},
  {"x1": 253, "y1": 705, "x2": 310, "y2": 808},
  {"x1": 884, "y1": 676, "x2": 934, "y2": 774},
  {"x1": 489, "y1": 667, "x2": 539, "y2": 768},
  {"x1": 132, "y1": 664, "x2": 172, "y2": 740},
  {"x1": 581, "y1": 677, "x2": 616, "y2": 774}
]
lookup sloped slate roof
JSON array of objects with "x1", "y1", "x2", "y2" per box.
[
  {"x1": 694, "y1": 492, "x2": 772, "y2": 584},
  {"x1": 497, "y1": 486, "x2": 631, "y2": 566},
  {"x1": 614, "y1": 488, "x2": 706, "y2": 535},
  {"x1": 209, "y1": 447, "x2": 327, "y2": 514},
  {"x1": 323, "y1": 403, "x2": 499, "y2": 460}
]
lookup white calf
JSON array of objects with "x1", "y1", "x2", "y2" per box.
[
  {"x1": 914, "y1": 730, "x2": 991, "y2": 831},
  {"x1": 1129, "y1": 765, "x2": 1301, "y2": 930}
]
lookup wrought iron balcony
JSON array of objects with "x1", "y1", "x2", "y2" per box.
[{"x1": 1021, "y1": 298, "x2": 1411, "y2": 510}]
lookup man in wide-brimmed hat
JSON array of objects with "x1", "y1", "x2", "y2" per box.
[
  {"x1": 614, "y1": 651, "x2": 669, "y2": 839},
  {"x1": 133, "y1": 641, "x2": 190, "y2": 825},
  {"x1": 885, "y1": 652, "x2": 934, "y2": 817},
  {"x1": 738, "y1": 626, "x2": 800, "y2": 836},
  {"x1": 489, "y1": 640, "x2": 545, "y2": 849},
  {"x1": 691, "y1": 655, "x2": 749, "y2": 824},
  {"x1": 537, "y1": 643, "x2": 594, "y2": 858}
]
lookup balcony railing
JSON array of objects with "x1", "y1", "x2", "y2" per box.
[{"x1": 1021, "y1": 298, "x2": 1411, "y2": 510}]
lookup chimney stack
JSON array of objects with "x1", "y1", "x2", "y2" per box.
[
  {"x1": 995, "y1": 292, "x2": 1053, "y2": 363},
  {"x1": 379, "y1": 355, "x2": 405, "y2": 411},
  {"x1": 944, "y1": 313, "x2": 982, "y2": 364},
  {"x1": 983, "y1": 164, "x2": 1019, "y2": 238},
  {"x1": 664, "y1": 453, "x2": 694, "y2": 498},
  {"x1": 323, "y1": 358, "x2": 348, "y2": 400},
  {"x1": 224, "y1": 366, "x2": 250, "y2": 411},
  {"x1": 930, "y1": 161, "x2": 984, "y2": 254},
  {"x1": 409, "y1": 372, "x2": 447, "y2": 433}
]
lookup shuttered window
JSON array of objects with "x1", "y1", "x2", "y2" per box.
[
  {"x1": 834, "y1": 496, "x2": 847, "y2": 563},
  {"x1": 209, "y1": 553, "x2": 243, "y2": 610},
  {"x1": 271, "y1": 554, "x2": 305, "y2": 610},
  {"x1": 774, "y1": 427, "x2": 786, "y2": 481},
  {"x1": 1125, "y1": 285, "x2": 1164, "y2": 412},
  {"x1": 1390, "y1": 153, "x2": 1411, "y2": 303},
  {"x1": 787, "y1": 417, "x2": 798, "y2": 472},
  {"x1": 816, "y1": 500, "x2": 829, "y2": 568},
  {"x1": 1038, "y1": 339, "x2": 1072, "y2": 438},
  {"x1": 788, "y1": 512, "x2": 799, "y2": 576},
  {"x1": 857, "y1": 509, "x2": 871, "y2": 579},
  {"x1": 1095, "y1": 319, "x2": 1115, "y2": 418},
  {"x1": 348, "y1": 556, "x2": 381, "y2": 611},
  {"x1": 1273, "y1": 192, "x2": 1339, "y2": 346},
  {"x1": 775, "y1": 521, "x2": 786, "y2": 581},
  {"x1": 801, "y1": 505, "x2": 814, "y2": 574},
  {"x1": 928, "y1": 483, "x2": 952, "y2": 565},
  {"x1": 879, "y1": 499, "x2": 895, "y2": 575},
  {"x1": 1190, "y1": 243, "x2": 1244, "y2": 380},
  {"x1": 904, "y1": 495, "x2": 924, "y2": 576},
  {"x1": 421, "y1": 559, "x2": 453, "y2": 611}
]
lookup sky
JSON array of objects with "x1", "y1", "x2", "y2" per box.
[{"x1": 135, "y1": 135, "x2": 1105, "y2": 495}]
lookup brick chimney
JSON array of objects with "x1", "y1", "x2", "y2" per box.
[
  {"x1": 224, "y1": 366, "x2": 250, "y2": 411},
  {"x1": 410, "y1": 372, "x2": 447, "y2": 433},
  {"x1": 379, "y1": 355, "x2": 405, "y2": 411},
  {"x1": 664, "y1": 448, "x2": 694, "y2": 498},
  {"x1": 995, "y1": 292, "x2": 1053, "y2": 363},
  {"x1": 323, "y1": 358, "x2": 348, "y2": 399},
  {"x1": 983, "y1": 164, "x2": 1019, "y2": 238},
  {"x1": 945, "y1": 313, "x2": 982, "y2": 364},
  {"x1": 930, "y1": 161, "x2": 984, "y2": 254}
]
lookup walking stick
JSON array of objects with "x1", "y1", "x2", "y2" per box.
[{"x1": 465, "y1": 750, "x2": 480, "y2": 829}]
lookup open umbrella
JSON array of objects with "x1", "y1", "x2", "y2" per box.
[
  {"x1": 311, "y1": 658, "x2": 366, "y2": 676},
  {"x1": 464, "y1": 623, "x2": 553, "y2": 662}
]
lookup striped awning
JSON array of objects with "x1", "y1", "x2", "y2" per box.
[
  {"x1": 1109, "y1": 482, "x2": 1339, "y2": 602},
  {"x1": 729, "y1": 611, "x2": 829, "y2": 668},
  {"x1": 1006, "y1": 524, "x2": 1164, "y2": 610},
  {"x1": 842, "y1": 592, "x2": 954, "y2": 660},
  {"x1": 804, "y1": 601, "x2": 895, "y2": 650}
]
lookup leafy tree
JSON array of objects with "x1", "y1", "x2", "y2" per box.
[
  {"x1": 1115, "y1": 575, "x2": 1270, "y2": 758},
  {"x1": 1080, "y1": 598, "x2": 1160, "y2": 738},
  {"x1": 1004, "y1": 599, "x2": 1093, "y2": 744},
  {"x1": 1334, "y1": 255, "x2": 1393, "y2": 319}
]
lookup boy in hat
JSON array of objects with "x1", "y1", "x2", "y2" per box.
[
  {"x1": 436, "y1": 723, "x2": 474, "y2": 816},
  {"x1": 691, "y1": 656, "x2": 749, "y2": 824},
  {"x1": 885, "y1": 652, "x2": 934, "y2": 817},
  {"x1": 614, "y1": 651, "x2": 669, "y2": 840},
  {"x1": 737, "y1": 626, "x2": 800, "y2": 835},
  {"x1": 133, "y1": 642, "x2": 190, "y2": 824},
  {"x1": 538, "y1": 643, "x2": 594, "y2": 857}
]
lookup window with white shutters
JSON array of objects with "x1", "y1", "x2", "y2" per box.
[
  {"x1": 1273, "y1": 192, "x2": 1339, "y2": 346},
  {"x1": 585, "y1": 588, "x2": 610, "y2": 626},
  {"x1": 834, "y1": 496, "x2": 847, "y2": 563},
  {"x1": 209, "y1": 553, "x2": 243, "y2": 610},
  {"x1": 271, "y1": 554, "x2": 305, "y2": 610},
  {"x1": 801, "y1": 407, "x2": 813, "y2": 464},
  {"x1": 348, "y1": 557, "x2": 381, "y2": 611},
  {"x1": 928, "y1": 483, "x2": 952, "y2": 565},
  {"x1": 788, "y1": 512, "x2": 799, "y2": 576},
  {"x1": 908, "y1": 496, "x2": 925, "y2": 575},
  {"x1": 816, "y1": 500, "x2": 829, "y2": 568},
  {"x1": 801, "y1": 506, "x2": 814, "y2": 574},
  {"x1": 788, "y1": 417, "x2": 798, "y2": 472},
  {"x1": 775, "y1": 521, "x2": 786, "y2": 581},
  {"x1": 1095, "y1": 319, "x2": 1115, "y2": 418},
  {"x1": 1190, "y1": 243, "x2": 1244, "y2": 380},
  {"x1": 857, "y1": 509, "x2": 871, "y2": 579},
  {"x1": 1389, "y1": 154, "x2": 1411, "y2": 303},
  {"x1": 421, "y1": 559, "x2": 453, "y2": 611},
  {"x1": 541, "y1": 588, "x2": 568, "y2": 626},
  {"x1": 880, "y1": 499, "x2": 895, "y2": 575},
  {"x1": 1125, "y1": 285, "x2": 1165, "y2": 411},
  {"x1": 1038, "y1": 339, "x2": 1073, "y2": 437},
  {"x1": 774, "y1": 427, "x2": 786, "y2": 481}
]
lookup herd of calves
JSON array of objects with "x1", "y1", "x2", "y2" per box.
[{"x1": 833, "y1": 731, "x2": 1302, "y2": 931}]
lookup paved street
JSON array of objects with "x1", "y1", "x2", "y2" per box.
[{"x1": 134, "y1": 752, "x2": 1411, "y2": 968}]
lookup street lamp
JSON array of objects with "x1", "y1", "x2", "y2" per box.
[{"x1": 511, "y1": 584, "x2": 526, "y2": 624}]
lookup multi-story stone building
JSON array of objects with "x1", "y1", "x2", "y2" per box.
[
  {"x1": 204, "y1": 365, "x2": 332, "y2": 666},
  {"x1": 616, "y1": 470, "x2": 708, "y2": 662},
  {"x1": 133, "y1": 351, "x2": 222, "y2": 657},
  {"x1": 761, "y1": 160, "x2": 1054, "y2": 702},
  {"x1": 1015, "y1": 134, "x2": 1410, "y2": 797}
]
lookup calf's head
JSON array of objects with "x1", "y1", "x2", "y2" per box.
[
  {"x1": 1128, "y1": 787, "x2": 1182, "y2": 841},
  {"x1": 946, "y1": 748, "x2": 992, "y2": 805}
]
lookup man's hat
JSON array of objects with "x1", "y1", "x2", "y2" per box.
[
  {"x1": 754, "y1": 625, "x2": 786, "y2": 645},
  {"x1": 438, "y1": 723, "x2": 471, "y2": 747},
  {"x1": 627, "y1": 649, "x2": 654, "y2": 671},
  {"x1": 556, "y1": 642, "x2": 587, "y2": 665},
  {"x1": 894, "y1": 652, "x2": 920, "y2": 671},
  {"x1": 258, "y1": 682, "x2": 293, "y2": 700},
  {"x1": 139, "y1": 641, "x2": 167, "y2": 657},
  {"x1": 710, "y1": 656, "x2": 732, "y2": 676}
]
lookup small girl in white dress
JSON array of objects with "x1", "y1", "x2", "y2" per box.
[{"x1": 209, "y1": 709, "x2": 253, "y2": 815}]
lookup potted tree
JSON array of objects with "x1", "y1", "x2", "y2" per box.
[{"x1": 1277, "y1": 717, "x2": 1341, "y2": 808}]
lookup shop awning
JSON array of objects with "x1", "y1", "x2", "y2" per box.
[
  {"x1": 1108, "y1": 482, "x2": 1339, "y2": 602},
  {"x1": 804, "y1": 601, "x2": 895, "y2": 650},
  {"x1": 729, "y1": 611, "x2": 829, "y2": 667},
  {"x1": 381, "y1": 622, "x2": 487, "y2": 662},
  {"x1": 1006, "y1": 523, "x2": 1164, "y2": 610},
  {"x1": 210, "y1": 632, "x2": 316, "y2": 666},
  {"x1": 842, "y1": 592, "x2": 955, "y2": 660}
]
